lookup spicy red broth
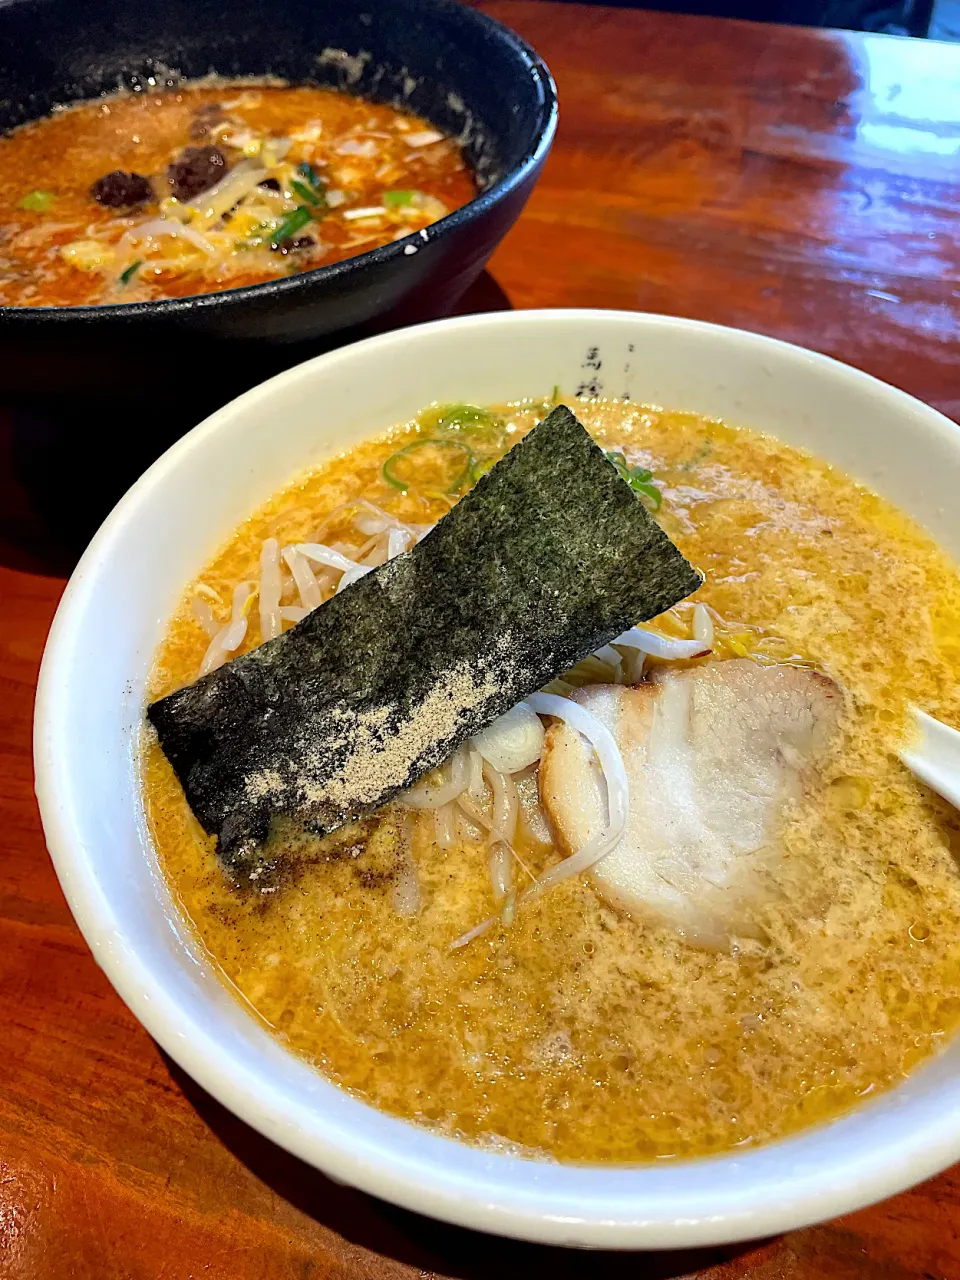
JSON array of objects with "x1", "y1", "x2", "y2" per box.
[{"x1": 0, "y1": 82, "x2": 476, "y2": 306}]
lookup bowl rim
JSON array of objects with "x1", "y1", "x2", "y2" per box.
[
  {"x1": 34, "y1": 308, "x2": 960, "y2": 1248},
  {"x1": 0, "y1": 0, "x2": 557, "y2": 322}
]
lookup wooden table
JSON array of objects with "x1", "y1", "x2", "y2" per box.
[{"x1": 3, "y1": 5, "x2": 959, "y2": 1276}]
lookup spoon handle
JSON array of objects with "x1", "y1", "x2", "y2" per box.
[{"x1": 901, "y1": 708, "x2": 960, "y2": 812}]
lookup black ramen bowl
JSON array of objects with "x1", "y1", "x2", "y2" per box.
[{"x1": 0, "y1": 0, "x2": 555, "y2": 537}]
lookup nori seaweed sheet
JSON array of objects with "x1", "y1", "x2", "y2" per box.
[{"x1": 148, "y1": 406, "x2": 701, "y2": 883}]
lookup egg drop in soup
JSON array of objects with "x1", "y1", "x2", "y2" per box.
[{"x1": 144, "y1": 396, "x2": 960, "y2": 1162}]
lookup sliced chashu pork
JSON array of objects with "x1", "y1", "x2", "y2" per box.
[{"x1": 539, "y1": 660, "x2": 842, "y2": 945}]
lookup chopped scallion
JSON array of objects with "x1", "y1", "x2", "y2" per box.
[
  {"x1": 270, "y1": 206, "x2": 312, "y2": 247},
  {"x1": 297, "y1": 161, "x2": 324, "y2": 190},
  {"x1": 291, "y1": 179, "x2": 323, "y2": 206},
  {"x1": 19, "y1": 189, "x2": 56, "y2": 212},
  {"x1": 540, "y1": 384, "x2": 561, "y2": 413},
  {"x1": 437, "y1": 404, "x2": 499, "y2": 429},
  {"x1": 607, "y1": 450, "x2": 652, "y2": 483},
  {"x1": 606, "y1": 450, "x2": 662, "y2": 510},
  {"x1": 119, "y1": 259, "x2": 143, "y2": 285},
  {"x1": 433, "y1": 404, "x2": 506, "y2": 455},
  {"x1": 382, "y1": 439, "x2": 474, "y2": 494},
  {"x1": 411, "y1": 403, "x2": 508, "y2": 465},
  {"x1": 383, "y1": 189, "x2": 417, "y2": 208},
  {"x1": 632, "y1": 480, "x2": 662, "y2": 509}
]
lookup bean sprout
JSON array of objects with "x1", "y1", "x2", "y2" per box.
[
  {"x1": 282, "y1": 546, "x2": 323, "y2": 611},
  {"x1": 451, "y1": 693, "x2": 629, "y2": 949},
  {"x1": 693, "y1": 603, "x2": 715, "y2": 646},
  {"x1": 611, "y1": 626, "x2": 710, "y2": 660},
  {"x1": 258, "y1": 537, "x2": 282, "y2": 641},
  {"x1": 398, "y1": 746, "x2": 468, "y2": 810},
  {"x1": 199, "y1": 582, "x2": 256, "y2": 675}
]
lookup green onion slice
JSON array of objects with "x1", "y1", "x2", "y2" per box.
[
  {"x1": 419, "y1": 403, "x2": 506, "y2": 454},
  {"x1": 607, "y1": 450, "x2": 653, "y2": 482},
  {"x1": 19, "y1": 189, "x2": 55, "y2": 212},
  {"x1": 291, "y1": 179, "x2": 323, "y2": 206},
  {"x1": 119, "y1": 259, "x2": 143, "y2": 285},
  {"x1": 383, "y1": 189, "x2": 417, "y2": 208},
  {"x1": 435, "y1": 404, "x2": 501, "y2": 432},
  {"x1": 297, "y1": 162, "x2": 325, "y2": 190},
  {"x1": 632, "y1": 480, "x2": 662, "y2": 510},
  {"x1": 382, "y1": 439, "x2": 474, "y2": 493},
  {"x1": 539, "y1": 385, "x2": 562, "y2": 414},
  {"x1": 606, "y1": 450, "x2": 663, "y2": 510},
  {"x1": 270, "y1": 206, "x2": 312, "y2": 247}
]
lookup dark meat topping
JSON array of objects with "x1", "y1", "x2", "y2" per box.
[
  {"x1": 258, "y1": 177, "x2": 281, "y2": 192},
  {"x1": 166, "y1": 146, "x2": 227, "y2": 201},
  {"x1": 189, "y1": 104, "x2": 225, "y2": 141},
  {"x1": 89, "y1": 170, "x2": 154, "y2": 208},
  {"x1": 271, "y1": 235, "x2": 315, "y2": 255}
]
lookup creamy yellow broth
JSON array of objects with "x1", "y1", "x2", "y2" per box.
[{"x1": 144, "y1": 399, "x2": 960, "y2": 1162}]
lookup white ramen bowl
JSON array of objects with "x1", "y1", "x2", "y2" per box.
[{"x1": 35, "y1": 309, "x2": 960, "y2": 1249}]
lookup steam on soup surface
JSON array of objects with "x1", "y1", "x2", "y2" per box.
[
  {"x1": 144, "y1": 398, "x2": 960, "y2": 1162},
  {"x1": 0, "y1": 82, "x2": 475, "y2": 306}
]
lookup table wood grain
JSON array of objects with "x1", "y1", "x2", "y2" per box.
[{"x1": 2, "y1": 5, "x2": 959, "y2": 1276}]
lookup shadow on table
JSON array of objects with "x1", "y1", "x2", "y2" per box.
[
  {"x1": 0, "y1": 270, "x2": 512, "y2": 580},
  {"x1": 165, "y1": 1053, "x2": 765, "y2": 1279}
]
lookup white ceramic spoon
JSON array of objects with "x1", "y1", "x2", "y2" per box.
[{"x1": 900, "y1": 708, "x2": 960, "y2": 811}]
